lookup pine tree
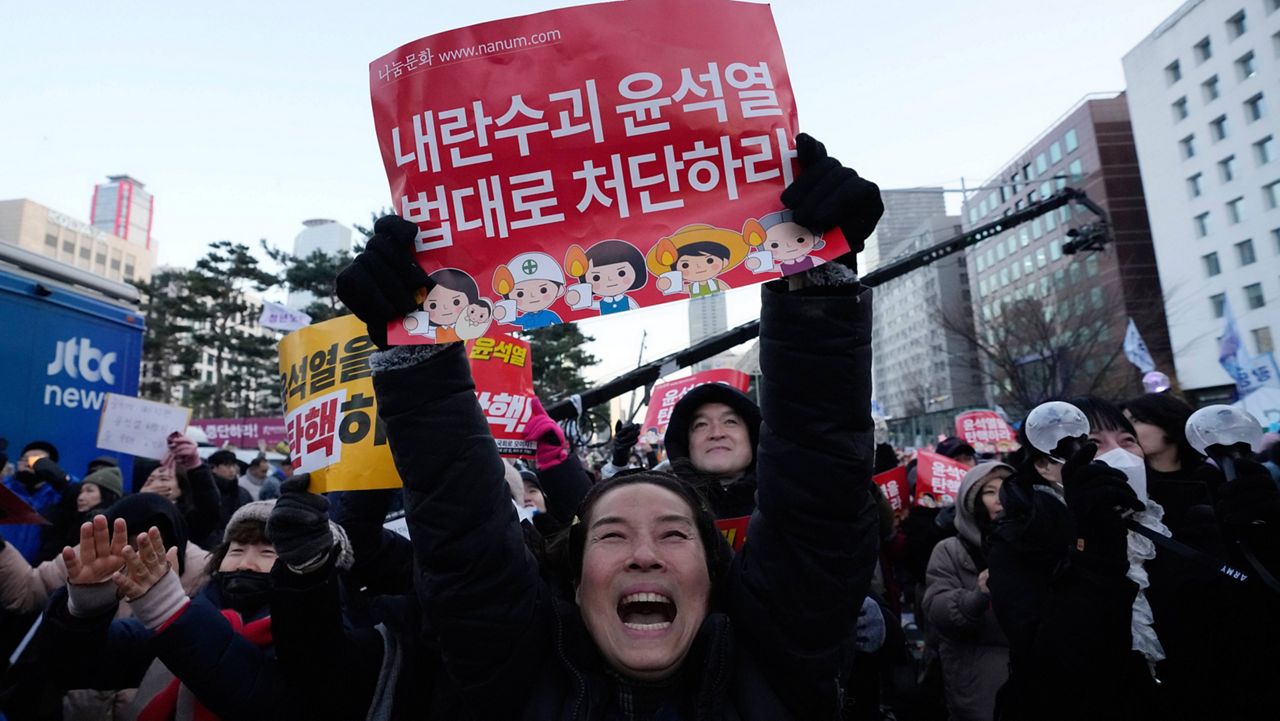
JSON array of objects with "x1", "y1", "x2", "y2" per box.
[
  {"x1": 134, "y1": 268, "x2": 200, "y2": 404},
  {"x1": 260, "y1": 241, "x2": 362, "y2": 323},
  {"x1": 525, "y1": 323, "x2": 599, "y2": 401}
]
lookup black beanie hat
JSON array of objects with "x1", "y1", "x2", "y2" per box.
[
  {"x1": 20, "y1": 440, "x2": 60, "y2": 464},
  {"x1": 662, "y1": 383, "x2": 761, "y2": 466},
  {"x1": 105, "y1": 493, "x2": 190, "y2": 576}
]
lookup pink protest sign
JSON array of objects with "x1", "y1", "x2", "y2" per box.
[
  {"x1": 914, "y1": 450, "x2": 969, "y2": 507},
  {"x1": 954, "y1": 410, "x2": 1017, "y2": 454},
  {"x1": 641, "y1": 368, "x2": 751, "y2": 438},
  {"x1": 191, "y1": 418, "x2": 288, "y2": 449},
  {"x1": 371, "y1": 0, "x2": 849, "y2": 344}
]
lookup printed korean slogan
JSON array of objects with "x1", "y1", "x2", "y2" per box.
[
  {"x1": 190, "y1": 417, "x2": 288, "y2": 449},
  {"x1": 874, "y1": 466, "x2": 909, "y2": 514},
  {"x1": 914, "y1": 450, "x2": 968, "y2": 507},
  {"x1": 954, "y1": 409, "x2": 1017, "y2": 454},
  {"x1": 371, "y1": 0, "x2": 848, "y2": 344},
  {"x1": 279, "y1": 316, "x2": 539, "y2": 492},
  {"x1": 642, "y1": 368, "x2": 752, "y2": 437}
]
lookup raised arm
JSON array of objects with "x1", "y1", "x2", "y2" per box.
[
  {"x1": 728, "y1": 134, "x2": 883, "y2": 719},
  {"x1": 338, "y1": 216, "x2": 551, "y2": 714}
]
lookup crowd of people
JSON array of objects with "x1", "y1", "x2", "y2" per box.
[{"x1": 0, "y1": 133, "x2": 1276, "y2": 720}]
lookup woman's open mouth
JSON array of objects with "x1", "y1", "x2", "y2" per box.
[{"x1": 617, "y1": 592, "x2": 677, "y2": 632}]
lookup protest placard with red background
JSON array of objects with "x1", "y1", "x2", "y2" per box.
[
  {"x1": 716, "y1": 516, "x2": 749, "y2": 552},
  {"x1": 914, "y1": 450, "x2": 969, "y2": 507},
  {"x1": 874, "y1": 466, "x2": 909, "y2": 513},
  {"x1": 641, "y1": 368, "x2": 752, "y2": 438},
  {"x1": 466, "y1": 334, "x2": 537, "y2": 457},
  {"x1": 371, "y1": 0, "x2": 850, "y2": 345},
  {"x1": 954, "y1": 409, "x2": 1017, "y2": 454}
]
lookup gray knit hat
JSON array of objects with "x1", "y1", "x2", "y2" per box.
[
  {"x1": 82, "y1": 466, "x2": 124, "y2": 499},
  {"x1": 224, "y1": 500, "x2": 276, "y2": 542}
]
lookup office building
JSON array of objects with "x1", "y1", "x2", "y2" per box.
[
  {"x1": 1123, "y1": 0, "x2": 1280, "y2": 402},
  {"x1": 961, "y1": 93, "x2": 1172, "y2": 414}
]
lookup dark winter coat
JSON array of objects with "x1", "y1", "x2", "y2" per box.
[
  {"x1": 663, "y1": 382, "x2": 762, "y2": 521},
  {"x1": 985, "y1": 473, "x2": 1150, "y2": 721},
  {"x1": 374, "y1": 279, "x2": 880, "y2": 720}
]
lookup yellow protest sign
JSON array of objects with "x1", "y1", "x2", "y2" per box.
[{"x1": 278, "y1": 315, "x2": 399, "y2": 492}]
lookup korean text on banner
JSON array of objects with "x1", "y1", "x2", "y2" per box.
[
  {"x1": 466, "y1": 333, "x2": 537, "y2": 457},
  {"x1": 642, "y1": 368, "x2": 751, "y2": 437},
  {"x1": 279, "y1": 317, "x2": 541, "y2": 492},
  {"x1": 914, "y1": 450, "x2": 967, "y2": 507},
  {"x1": 280, "y1": 315, "x2": 392, "y2": 492},
  {"x1": 96, "y1": 394, "x2": 192, "y2": 461},
  {"x1": 873, "y1": 466, "x2": 908, "y2": 514},
  {"x1": 954, "y1": 410, "x2": 1017, "y2": 454},
  {"x1": 372, "y1": 0, "x2": 845, "y2": 345}
]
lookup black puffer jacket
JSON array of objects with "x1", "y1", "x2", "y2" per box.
[
  {"x1": 664, "y1": 383, "x2": 761, "y2": 520},
  {"x1": 373, "y1": 279, "x2": 880, "y2": 720}
]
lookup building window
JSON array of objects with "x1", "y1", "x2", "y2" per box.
[
  {"x1": 1036, "y1": 248, "x2": 1047, "y2": 268},
  {"x1": 1245, "y1": 282, "x2": 1266, "y2": 309},
  {"x1": 1085, "y1": 255, "x2": 1099, "y2": 277},
  {"x1": 1011, "y1": 261, "x2": 1021, "y2": 281},
  {"x1": 1054, "y1": 268, "x2": 1066, "y2": 289},
  {"x1": 1211, "y1": 292, "x2": 1227, "y2": 318},
  {"x1": 1227, "y1": 10, "x2": 1248, "y2": 38},
  {"x1": 1024, "y1": 256, "x2": 1034, "y2": 275},
  {"x1": 1188, "y1": 173, "x2": 1204, "y2": 197},
  {"x1": 61, "y1": 240, "x2": 75, "y2": 256},
  {"x1": 1203, "y1": 252, "x2": 1222, "y2": 276},
  {"x1": 1007, "y1": 236, "x2": 1017, "y2": 254},
  {"x1": 1166, "y1": 60, "x2": 1182, "y2": 84},
  {"x1": 1263, "y1": 180, "x2": 1280, "y2": 210},
  {"x1": 1050, "y1": 238, "x2": 1062, "y2": 260},
  {"x1": 44, "y1": 233, "x2": 57, "y2": 248},
  {"x1": 1049, "y1": 142, "x2": 1063, "y2": 164},
  {"x1": 1227, "y1": 196, "x2": 1246, "y2": 224},
  {"x1": 1254, "y1": 327, "x2": 1275, "y2": 354},
  {"x1": 1069, "y1": 158, "x2": 1084, "y2": 179},
  {"x1": 1236, "y1": 238, "x2": 1257, "y2": 265},
  {"x1": 1194, "y1": 36, "x2": 1213, "y2": 63},
  {"x1": 1210, "y1": 115, "x2": 1228, "y2": 141},
  {"x1": 1035, "y1": 153, "x2": 1048, "y2": 176},
  {"x1": 1090, "y1": 287, "x2": 1104, "y2": 309},
  {"x1": 1256, "y1": 136, "x2": 1275, "y2": 166},
  {"x1": 78, "y1": 246, "x2": 90, "y2": 260},
  {"x1": 1273, "y1": 227, "x2": 1280, "y2": 253},
  {"x1": 1070, "y1": 263, "x2": 1082, "y2": 285},
  {"x1": 1046, "y1": 211, "x2": 1057, "y2": 231},
  {"x1": 1040, "y1": 181, "x2": 1052, "y2": 199},
  {"x1": 1236, "y1": 51, "x2": 1257, "y2": 79},
  {"x1": 1244, "y1": 93, "x2": 1266, "y2": 122},
  {"x1": 1180, "y1": 134, "x2": 1197, "y2": 159},
  {"x1": 1171, "y1": 97, "x2": 1189, "y2": 121},
  {"x1": 94, "y1": 252, "x2": 106, "y2": 270},
  {"x1": 1064, "y1": 128, "x2": 1079, "y2": 153},
  {"x1": 1203, "y1": 75, "x2": 1220, "y2": 102},
  {"x1": 1219, "y1": 155, "x2": 1237, "y2": 182},
  {"x1": 1194, "y1": 212, "x2": 1211, "y2": 237},
  {"x1": 1000, "y1": 268, "x2": 1009, "y2": 286}
]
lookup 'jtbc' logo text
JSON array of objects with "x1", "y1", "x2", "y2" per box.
[{"x1": 46, "y1": 338, "x2": 117, "y2": 385}]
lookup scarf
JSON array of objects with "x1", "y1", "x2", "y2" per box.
[{"x1": 136, "y1": 611, "x2": 273, "y2": 721}]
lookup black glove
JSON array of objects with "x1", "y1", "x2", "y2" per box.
[
  {"x1": 32, "y1": 458, "x2": 69, "y2": 493},
  {"x1": 334, "y1": 215, "x2": 433, "y2": 348},
  {"x1": 781, "y1": 133, "x2": 884, "y2": 271},
  {"x1": 1214, "y1": 459, "x2": 1280, "y2": 531},
  {"x1": 611, "y1": 422, "x2": 640, "y2": 467},
  {"x1": 267, "y1": 474, "x2": 334, "y2": 570},
  {"x1": 1062, "y1": 443, "x2": 1143, "y2": 574}
]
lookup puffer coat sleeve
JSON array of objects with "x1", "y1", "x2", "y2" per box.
[
  {"x1": 728, "y1": 279, "x2": 880, "y2": 720},
  {"x1": 373, "y1": 343, "x2": 552, "y2": 718}
]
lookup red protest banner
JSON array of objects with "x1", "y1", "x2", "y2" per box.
[
  {"x1": 716, "y1": 515, "x2": 749, "y2": 552},
  {"x1": 466, "y1": 334, "x2": 537, "y2": 457},
  {"x1": 954, "y1": 409, "x2": 1017, "y2": 454},
  {"x1": 0, "y1": 485, "x2": 49, "y2": 526},
  {"x1": 190, "y1": 417, "x2": 288, "y2": 449},
  {"x1": 914, "y1": 450, "x2": 968, "y2": 507},
  {"x1": 873, "y1": 466, "x2": 908, "y2": 513},
  {"x1": 372, "y1": 0, "x2": 849, "y2": 345},
  {"x1": 642, "y1": 368, "x2": 752, "y2": 438}
]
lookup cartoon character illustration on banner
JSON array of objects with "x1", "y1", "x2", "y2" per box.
[
  {"x1": 402, "y1": 268, "x2": 492, "y2": 343},
  {"x1": 743, "y1": 210, "x2": 827, "y2": 275},
  {"x1": 646, "y1": 223, "x2": 751, "y2": 299},
  {"x1": 492, "y1": 251, "x2": 565, "y2": 330},
  {"x1": 563, "y1": 239, "x2": 648, "y2": 316}
]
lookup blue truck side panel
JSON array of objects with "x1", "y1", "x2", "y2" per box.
[{"x1": 0, "y1": 266, "x2": 145, "y2": 485}]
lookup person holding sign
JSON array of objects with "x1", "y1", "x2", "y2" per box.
[{"x1": 337, "y1": 132, "x2": 884, "y2": 719}]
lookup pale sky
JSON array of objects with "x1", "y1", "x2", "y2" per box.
[{"x1": 0, "y1": 0, "x2": 1185, "y2": 387}]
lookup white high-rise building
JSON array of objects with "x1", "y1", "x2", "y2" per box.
[
  {"x1": 1123, "y1": 0, "x2": 1280, "y2": 402},
  {"x1": 288, "y1": 219, "x2": 353, "y2": 311}
]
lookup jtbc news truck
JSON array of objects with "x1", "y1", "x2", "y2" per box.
[{"x1": 0, "y1": 242, "x2": 144, "y2": 482}]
